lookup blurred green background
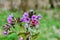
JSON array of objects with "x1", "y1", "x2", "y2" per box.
[{"x1": 0, "y1": 0, "x2": 60, "y2": 40}]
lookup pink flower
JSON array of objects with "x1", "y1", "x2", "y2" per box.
[
  {"x1": 32, "y1": 20, "x2": 39, "y2": 26},
  {"x1": 35, "y1": 20, "x2": 39, "y2": 25}
]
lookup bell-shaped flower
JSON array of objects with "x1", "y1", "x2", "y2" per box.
[
  {"x1": 32, "y1": 20, "x2": 39, "y2": 26},
  {"x1": 3, "y1": 31, "x2": 8, "y2": 35},
  {"x1": 25, "y1": 18, "x2": 30, "y2": 23},
  {"x1": 19, "y1": 37, "x2": 24, "y2": 40},
  {"x1": 37, "y1": 14, "x2": 41, "y2": 19},
  {"x1": 7, "y1": 14, "x2": 14, "y2": 23},
  {"x1": 23, "y1": 12, "x2": 28, "y2": 18},
  {"x1": 7, "y1": 17, "x2": 12, "y2": 23},
  {"x1": 35, "y1": 20, "x2": 39, "y2": 25},
  {"x1": 32, "y1": 15, "x2": 37, "y2": 20},
  {"x1": 20, "y1": 17, "x2": 25, "y2": 22},
  {"x1": 25, "y1": 24, "x2": 28, "y2": 28}
]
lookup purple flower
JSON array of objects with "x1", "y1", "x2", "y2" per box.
[
  {"x1": 37, "y1": 14, "x2": 41, "y2": 19},
  {"x1": 21, "y1": 17, "x2": 30, "y2": 23},
  {"x1": 32, "y1": 15, "x2": 37, "y2": 20},
  {"x1": 23, "y1": 12, "x2": 28, "y2": 18},
  {"x1": 19, "y1": 37, "x2": 24, "y2": 40},
  {"x1": 25, "y1": 24, "x2": 28, "y2": 28},
  {"x1": 3, "y1": 31, "x2": 8, "y2": 35},
  {"x1": 7, "y1": 17, "x2": 12, "y2": 23},
  {"x1": 25, "y1": 18, "x2": 30, "y2": 23},
  {"x1": 7, "y1": 14, "x2": 14, "y2": 23},
  {"x1": 20, "y1": 17, "x2": 25, "y2": 22}
]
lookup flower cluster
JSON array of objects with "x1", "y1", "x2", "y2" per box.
[
  {"x1": 3, "y1": 10, "x2": 41, "y2": 36},
  {"x1": 21, "y1": 12, "x2": 41, "y2": 28},
  {"x1": 15, "y1": 10, "x2": 42, "y2": 29},
  {"x1": 3, "y1": 14, "x2": 15, "y2": 35}
]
